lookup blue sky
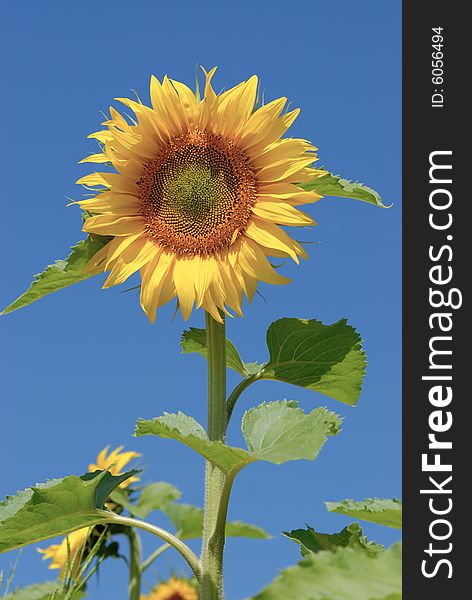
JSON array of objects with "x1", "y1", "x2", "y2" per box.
[{"x1": 0, "y1": 1, "x2": 401, "y2": 598}]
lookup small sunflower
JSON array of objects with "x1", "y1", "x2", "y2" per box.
[
  {"x1": 88, "y1": 445, "x2": 141, "y2": 487},
  {"x1": 38, "y1": 445, "x2": 140, "y2": 575},
  {"x1": 78, "y1": 68, "x2": 323, "y2": 323},
  {"x1": 142, "y1": 577, "x2": 198, "y2": 600},
  {"x1": 38, "y1": 527, "x2": 89, "y2": 579}
]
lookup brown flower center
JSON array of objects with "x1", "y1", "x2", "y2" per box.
[{"x1": 138, "y1": 130, "x2": 257, "y2": 256}]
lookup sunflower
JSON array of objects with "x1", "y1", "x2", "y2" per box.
[
  {"x1": 38, "y1": 527, "x2": 89, "y2": 579},
  {"x1": 142, "y1": 577, "x2": 198, "y2": 600},
  {"x1": 78, "y1": 68, "x2": 323, "y2": 323},
  {"x1": 38, "y1": 445, "x2": 139, "y2": 575},
  {"x1": 88, "y1": 444, "x2": 141, "y2": 487}
]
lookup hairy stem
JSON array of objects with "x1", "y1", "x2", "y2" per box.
[
  {"x1": 105, "y1": 513, "x2": 201, "y2": 580},
  {"x1": 200, "y1": 312, "x2": 227, "y2": 600},
  {"x1": 208, "y1": 471, "x2": 238, "y2": 573},
  {"x1": 126, "y1": 527, "x2": 142, "y2": 600}
]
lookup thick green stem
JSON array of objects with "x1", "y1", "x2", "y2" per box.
[
  {"x1": 200, "y1": 313, "x2": 227, "y2": 600},
  {"x1": 207, "y1": 471, "x2": 238, "y2": 571},
  {"x1": 106, "y1": 513, "x2": 201, "y2": 580},
  {"x1": 126, "y1": 528, "x2": 142, "y2": 600}
]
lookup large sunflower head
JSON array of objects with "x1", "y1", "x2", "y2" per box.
[
  {"x1": 141, "y1": 576, "x2": 198, "y2": 600},
  {"x1": 78, "y1": 68, "x2": 323, "y2": 323}
]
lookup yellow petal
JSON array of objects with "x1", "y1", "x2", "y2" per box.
[
  {"x1": 234, "y1": 265, "x2": 258, "y2": 303},
  {"x1": 216, "y1": 75, "x2": 258, "y2": 136},
  {"x1": 238, "y1": 238, "x2": 290, "y2": 285},
  {"x1": 83, "y1": 244, "x2": 110, "y2": 275},
  {"x1": 253, "y1": 138, "x2": 316, "y2": 169},
  {"x1": 78, "y1": 193, "x2": 141, "y2": 215},
  {"x1": 173, "y1": 258, "x2": 197, "y2": 320},
  {"x1": 79, "y1": 153, "x2": 109, "y2": 164},
  {"x1": 199, "y1": 66, "x2": 218, "y2": 131},
  {"x1": 245, "y1": 218, "x2": 301, "y2": 262},
  {"x1": 88, "y1": 130, "x2": 114, "y2": 143},
  {"x1": 246, "y1": 108, "x2": 301, "y2": 157},
  {"x1": 236, "y1": 97, "x2": 287, "y2": 148},
  {"x1": 150, "y1": 75, "x2": 183, "y2": 138},
  {"x1": 83, "y1": 215, "x2": 145, "y2": 236},
  {"x1": 217, "y1": 254, "x2": 243, "y2": 316},
  {"x1": 103, "y1": 239, "x2": 156, "y2": 287},
  {"x1": 257, "y1": 155, "x2": 316, "y2": 183},
  {"x1": 140, "y1": 252, "x2": 176, "y2": 323},
  {"x1": 252, "y1": 201, "x2": 315, "y2": 226},
  {"x1": 170, "y1": 79, "x2": 200, "y2": 125},
  {"x1": 76, "y1": 172, "x2": 138, "y2": 195},
  {"x1": 104, "y1": 232, "x2": 145, "y2": 269},
  {"x1": 194, "y1": 255, "x2": 216, "y2": 308}
]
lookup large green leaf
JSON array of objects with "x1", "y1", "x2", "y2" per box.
[
  {"x1": 136, "y1": 401, "x2": 341, "y2": 476},
  {"x1": 4, "y1": 582, "x2": 59, "y2": 600},
  {"x1": 283, "y1": 523, "x2": 383, "y2": 557},
  {"x1": 180, "y1": 328, "x2": 262, "y2": 376},
  {"x1": 5, "y1": 582, "x2": 85, "y2": 600},
  {"x1": 300, "y1": 172, "x2": 389, "y2": 208},
  {"x1": 111, "y1": 482, "x2": 181, "y2": 519},
  {"x1": 0, "y1": 470, "x2": 138, "y2": 553},
  {"x1": 326, "y1": 498, "x2": 402, "y2": 529},
  {"x1": 261, "y1": 318, "x2": 365, "y2": 406},
  {"x1": 1, "y1": 234, "x2": 110, "y2": 316},
  {"x1": 164, "y1": 503, "x2": 270, "y2": 540},
  {"x1": 250, "y1": 542, "x2": 402, "y2": 600}
]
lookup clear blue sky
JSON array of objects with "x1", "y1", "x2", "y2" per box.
[{"x1": 0, "y1": 1, "x2": 401, "y2": 598}]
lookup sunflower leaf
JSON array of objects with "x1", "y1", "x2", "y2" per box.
[
  {"x1": 0, "y1": 470, "x2": 139, "y2": 553},
  {"x1": 326, "y1": 498, "x2": 402, "y2": 529},
  {"x1": 163, "y1": 502, "x2": 270, "y2": 540},
  {"x1": 1, "y1": 234, "x2": 111, "y2": 316},
  {"x1": 111, "y1": 482, "x2": 181, "y2": 519},
  {"x1": 180, "y1": 327, "x2": 263, "y2": 376},
  {"x1": 135, "y1": 401, "x2": 341, "y2": 476},
  {"x1": 249, "y1": 542, "x2": 402, "y2": 600},
  {"x1": 3, "y1": 582, "x2": 59, "y2": 600},
  {"x1": 4, "y1": 582, "x2": 85, "y2": 600},
  {"x1": 260, "y1": 318, "x2": 365, "y2": 406},
  {"x1": 283, "y1": 522, "x2": 383, "y2": 557},
  {"x1": 300, "y1": 172, "x2": 390, "y2": 208}
]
